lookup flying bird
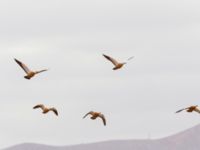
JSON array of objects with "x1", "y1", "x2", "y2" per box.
[
  {"x1": 33, "y1": 104, "x2": 58, "y2": 116},
  {"x1": 103, "y1": 54, "x2": 134, "y2": 70},
  {"x1": 14, "y1": 58, "x2": 48, "y2": 79},
  {"x1": 175, "y1": 105, "x2": 200, "y2": 114},
  {"x1": 83, "y1": 111, "x2": 106, "y2": 126}
]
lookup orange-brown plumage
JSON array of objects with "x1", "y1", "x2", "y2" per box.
[
  {"x1": 175, "y1": 105, "x2": 200, "y2": 114},
  {"x1": 14, "y1": 58, "x2": 47, "y2": 79},
  {"x1": 83, "y1": 111, "x2": 106, "y2": 126},
  {"x1": 33, "y1": 104, "x2": 58, "y2": 116}
]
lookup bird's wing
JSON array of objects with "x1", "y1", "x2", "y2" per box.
[
  {"x1": 99, "y1": 114, "x2": 106, "y2": 126},
  {"x1": 175, "y1": 108, "x2": 187, "y2": 113},
  {"x1": 35, "y1": 69, "x2": 48, "y2": 74},
  {"x1": 33, "y1": 104, "x2": 45, "y2": 110},
  {"x1": 14, "y1": 58, "x2": 31, "y2": 74},
  {"x1": 50, "y1": 108, "x2": 58, "y2": 116},
  {"x1": 103, "y1": 54, "x2": 119, "y2": 66},
  {"x1": 83, "y1": 111, "x2": 93, "y2": 119},
  {"x1": 127, "y1": 56, "x2": 134, "y2": 61}
]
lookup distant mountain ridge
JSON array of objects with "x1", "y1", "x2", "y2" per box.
[{"x1": 3, "y1": 124, "x2": 200, "y2": 150}]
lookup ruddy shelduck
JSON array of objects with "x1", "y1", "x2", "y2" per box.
[
  {"x1": 33, "y1": 104, "x2": 58, "y2": 116},
  {"x1": 14, "y1": 58, "x2": 47, "y2": 79},
  {"x1": 103, "y1": 54, "x2": 134, "y2": 70},
  {"x1": 83, "y1": 111, "x2": 106, "y2": 126}
]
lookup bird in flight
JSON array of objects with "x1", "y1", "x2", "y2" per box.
[
  {"x1": 103, "y1": 54, "x2": 134, "y2": 70},
  {"x1": 83, "y1": 111, "x2": 106, "y2": 126},
  {"x1": 33, "y1": 104, "x2": 58, "y2": 116},
  {"x1": 175, "y1": 105, "x2": 200, "y2": 114},
  {"x1": 14, "y1": 58, "x2": 48, "y2": 79}
]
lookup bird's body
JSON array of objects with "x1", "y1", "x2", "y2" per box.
[
  {"x1": 90, "y1": 112, "x2": 100, "y2": 119},
  {"x1": 103, "y1": 54, "x2": 133, "y2": 70},
  {"x1": 113, "y1": 63, "x2": 125, "y2": 70},
  {"x1": 14, "y1": 58, "x2": 47, "y2": 80},
  {"x1": 176, "y1": 105, "x2": 200, "y2": 114},
  {"x1": 83, "y1": 111, "x2": 106, "y2": 126},
  {"x1": 42, "y1": 107, "x2": 52, "y2": 114},
  {"x1": 24, "y1": 72, "x2": 35, "y2": 79},
  {"x1": 33, "y1": 104, "x2": 58, "y2": 116}
]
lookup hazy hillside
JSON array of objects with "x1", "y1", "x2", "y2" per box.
[{"x1": 3, "y1": 124, "x2": 200, "y2": 150}]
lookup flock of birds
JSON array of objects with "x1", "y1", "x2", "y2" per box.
[
  {"x1": 14, "y1": 54, "x2": 134, "y2": 126},
  {"x1": 14, "y1": 53, "x2": 198, "y2": 127}
]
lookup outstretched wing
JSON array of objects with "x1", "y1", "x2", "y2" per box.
[
  {"x1": 50, "y1": 107, "x2": 58, "y2": 116},
  {"x1": 35, "y1": 69, "x2": 48, "y2": 74},
  {"x1": 127, "y1": 56, "x2": 134, "y2": 61},
  {"x1": 33, "y1": 104, "x2": 45, "y2": 110},
  {"x1": 99, "y1": 114, "x2": 106, "y2": 126},
  {"x1": 14, "y1": 58, "x2": 31, "y2": 74},
  {"x1": 103, "y1": 54, "x2": 119, "y2": 66},
  {"x1": 83, "y1": 111, "x2": 93, "y2": 119},
  {"x1": 175, "y1": 108, "x2": 187, "y2": 113}
]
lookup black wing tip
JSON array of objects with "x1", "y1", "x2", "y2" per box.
[
  {"x1": 83, "y1": 113, "x2": 89, "y2": 118},
  {"x1": 83, "y1": 111, "x2": 93, "y2": 119},
  {"x1": 55, "y1": 110, "x2": 58, "y2": 116},
  {"x1": 83, "y1": 114, "x2": 86, "y2": 119},
  {"x1": 175, "y1": 110, "x2": 182, "y2": 113},
  {"x1": 33, "y1": 105, "x2": 40, "y2": 109},
  {"x1": 51, "y1": 108, "x2": 58, "y2": 116},
  {"x1": 14, "y1": 58, "x2": 22, "y2": 64},
  {"x1": 175, "y1": 110, "x2": 179, "y2": 113},
  {"x1": 102, "y1": 54, "x2": 109, "y2": 57},
  {"x1": 14, "y1": 58, "x2": 19, "y2": 62},
  {"x1": 33, "y1": 104, "x2": 43, "y2": 109}
]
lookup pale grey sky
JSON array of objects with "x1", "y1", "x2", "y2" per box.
[{"x1": 1, "y1": 0, "x2": 200, "y2": 149}]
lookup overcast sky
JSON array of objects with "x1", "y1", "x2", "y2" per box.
[{"x1": 1, "y1": 0, "x2": 200, "y2": 149}]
